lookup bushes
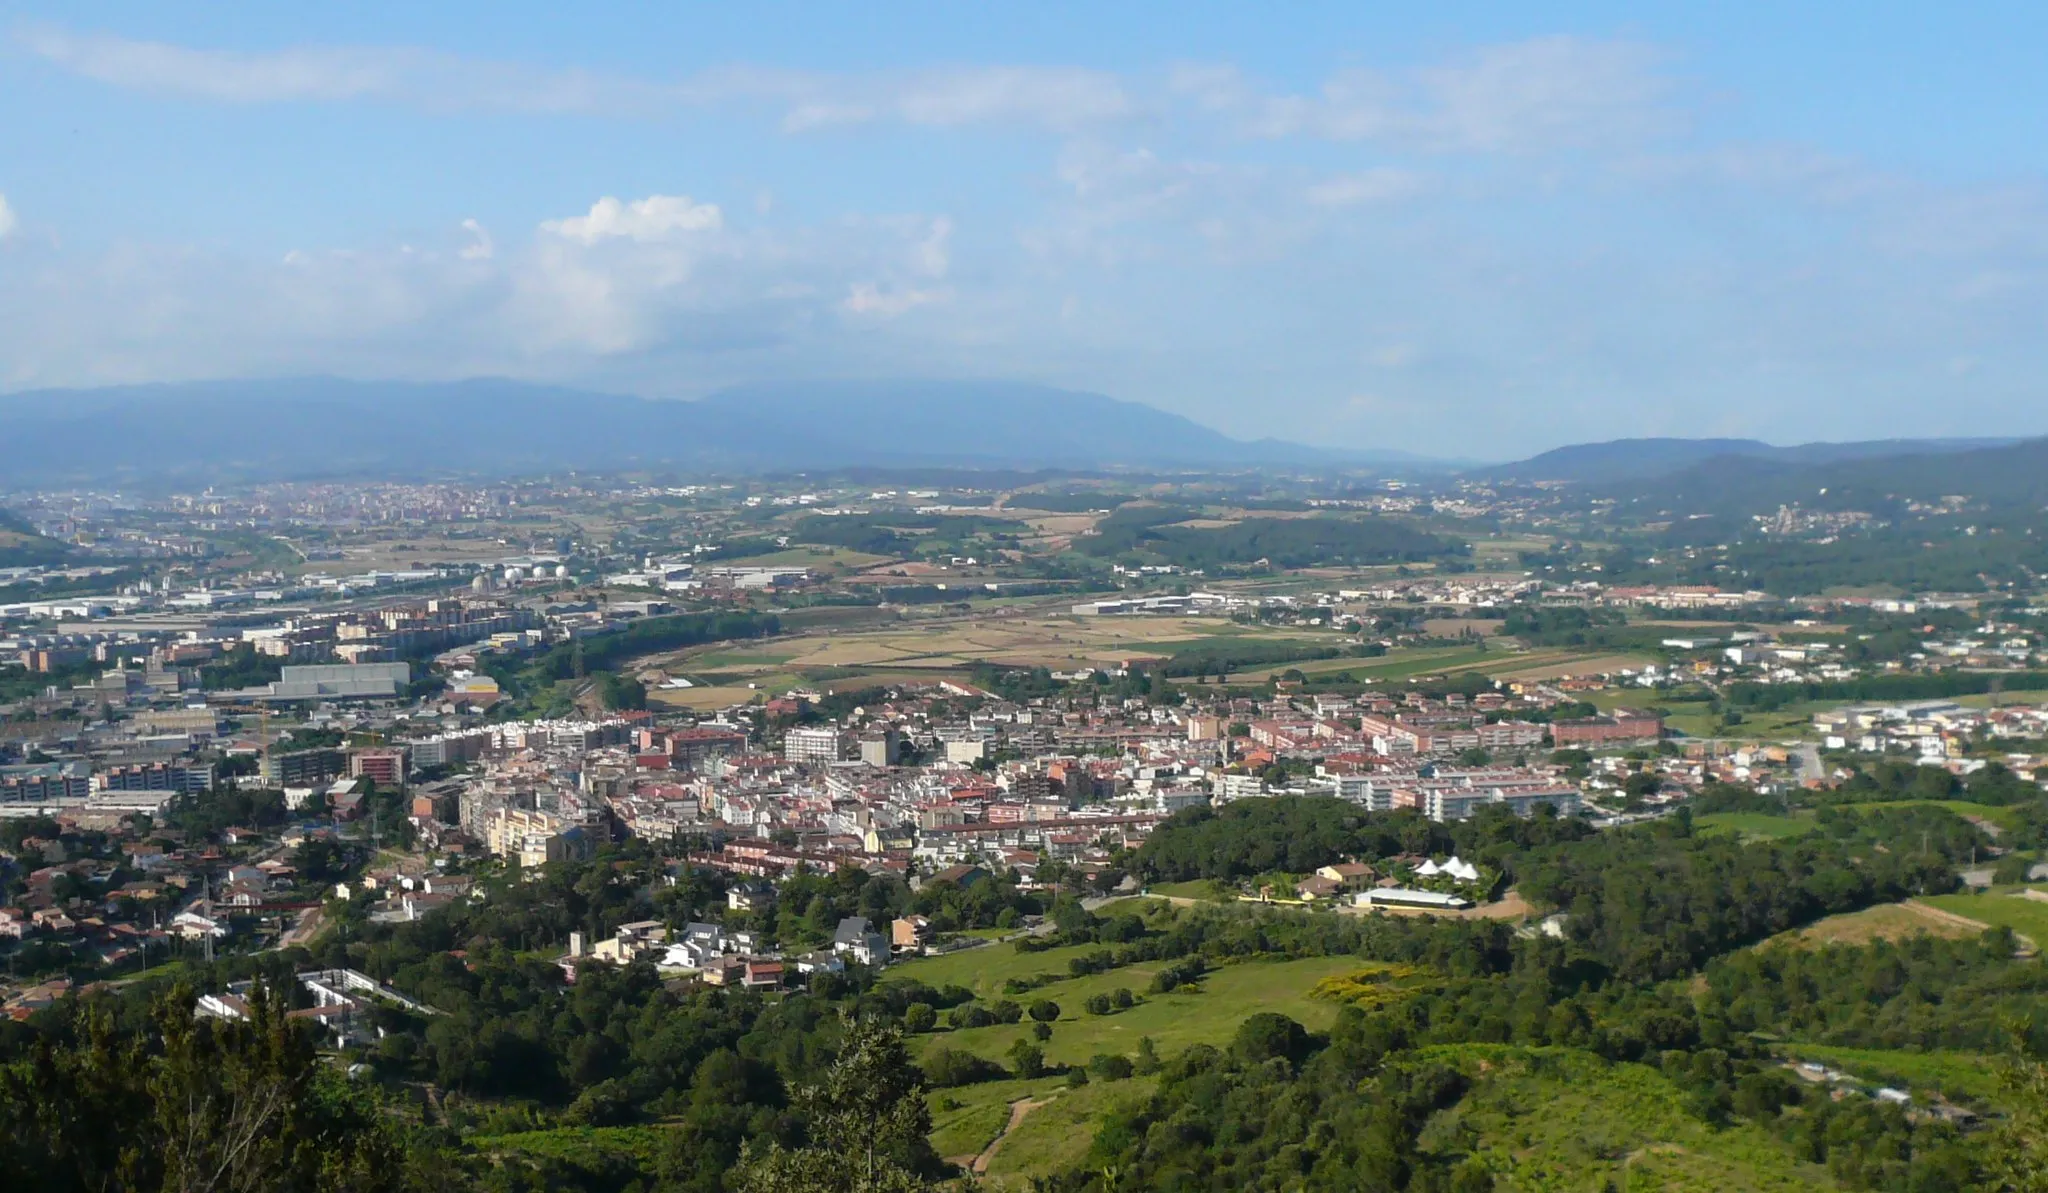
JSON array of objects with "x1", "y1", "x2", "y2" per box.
[
  {"x1": 921, "y1": 1048, "x2": 1006, "y2": 1088},
  {"x1": 1150, "y1": 958, "x2": 1207, "y2": 994},
  {"x1": 902, "y1": 1003, "x2": 936, "y2": 1033}
]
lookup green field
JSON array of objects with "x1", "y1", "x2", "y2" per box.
[
  {"x1": 891, "y1": 952, "x2": 1365, "y2": 1071},
  {"x1": 1775, "y1": 1044, "x2": 2005, "y2": 1105},
  {"x1": 927, "y1": 1075, "x2": 1062, "y2": 1159},
  {"x1": 1694, "y1": 811, "x2": 1817, "y2": 841},
  {"x1": 1419, "y1": 1045, "x2": 1839, "y2": 1191},
  {"x1": 1144, "y1": 879, "x2": 1234, "y2": 901},
  {"x1": 1920, "y1": 888, "x2": 2048, "y2": 943},
  {"x1": 981, "y1": 1075, "x2": 1158, "y2": 1187}
]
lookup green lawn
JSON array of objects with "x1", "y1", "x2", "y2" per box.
[
  {"x1": 1774, "y1": 1044, "x2": 2005, "y2": 1105},
  {"x1": 1693, "y1": 811, "x2": 1817, "y2": 841},
  {"x1": 901, "y1": 954, "x2": 1366, "y2": 1072},
  {"x1": 887, "y1": 939, "x2": 1131, "y2": 1000},
  {"x1": 1920, "y1": 888, "x2": 2048, "y2": 943},
  {"x1": 1418, "y1": 1045, "x2": 1840, "y2": 1192}
]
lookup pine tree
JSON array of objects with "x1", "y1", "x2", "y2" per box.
[{"x1": 734, "y1": 1015, "x2": 943, "y2": 1193}]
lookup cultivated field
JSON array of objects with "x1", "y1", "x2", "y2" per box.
[{"x1": 660, "y1": 613, "x2": 1339, "y2": 679}]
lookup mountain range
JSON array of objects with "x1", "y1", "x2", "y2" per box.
[{"x1": 0, "y1": 377, "x2": 1432, "y2": 484}]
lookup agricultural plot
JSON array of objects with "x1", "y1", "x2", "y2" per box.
[
  {"x1": 663, "y1": 614, "x2": 1333, "y2": 680},
  {"x1": 1774, "y1": 1044, "x2": 2005, "y2": 1105}
]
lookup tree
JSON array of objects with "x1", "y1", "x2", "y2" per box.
[
  {"x1": 1027, "y1": 999, "x2": 1060, "y2": 1023},
  {"x1": 1986, "y1": 1032, "x2": 2048, "y2": 1192},
  {"x1": 0, "y1": 984, "x2": 412, "y2": 1192},
  {"x1": 1007, "y1": 1040, "x2": 1046, "y2": 1080},
  {"x1": 735, "y1": 1015, "x2": 942, "y2": 1193},
  {"x1": 902, "y1": 1003, "x2": 936, "y2": 1034},
  {"x1": 1234, "y1": 1012, "x2": 1311, "y2": 1069},
  {"x1": 1084, "y1": 993, "x2": 1112, "y2": 1016},
  {"x1": 1995, "y1": 851, "x2": 2037, "y2": 886}
]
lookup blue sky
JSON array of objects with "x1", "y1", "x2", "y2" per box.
[{"x1": 3, "y1": 2, "x2": 2047, "y2": 457}]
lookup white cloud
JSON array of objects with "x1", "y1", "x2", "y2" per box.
[
  {"x1": 459, "y1": 218, "x2": 494, "y2": 260},
  {"x1": 1306, "y1": 168, "x2": 1425, "y2": 207},
  {"x1": 541, "y1": 195, "x2": 723, "y2": 244},
  {"x1": 842, "y1": 282, "x2": 944, "y2": 317},
  {"x1": 0, "y1": 193, "x2": 15, "y2": 239},
  {"x1": 1175, "y1": 37, "x2": 1676, "y2": 154},
  {"x1": 18, "y1": 25, "x2": 1130, "y2": 133}
]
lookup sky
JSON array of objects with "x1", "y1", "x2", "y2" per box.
[{"x1": 2, "y1": 2, "x2": 2047, "y2": 459}]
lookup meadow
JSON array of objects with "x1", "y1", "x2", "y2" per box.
[
  {"x1": 1919, "y1": 887, "x2": 2048, "y2": 945},
  {"x1": 886, "y1": 947, "x2": 1366, "y2": 1072}
]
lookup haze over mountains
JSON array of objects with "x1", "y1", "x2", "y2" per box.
[
  {"x1": 0, "y1": 377, "x2": 1436, "y2": 484},
  {"x1": 1, "y1": 377, "x2": 2042, "y2": 495}
]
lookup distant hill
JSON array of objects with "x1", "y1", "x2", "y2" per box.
[
  {"x1": 1475, "y1": 436, "x2": 2021, "y2": 485},
  {"x1": 0, "y1": 377, "x2": 1430, "y2": 483},
  {"x1": 0, "y1": 507, "x2": 68, "y2": 568},
  {"x1": 1592, "y1": 436, "x2": 2048, "y2": 520}
]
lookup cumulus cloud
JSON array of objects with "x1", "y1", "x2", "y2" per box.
[
  {"x1": 0, "y1": 193, "x2": 15, "y2": 239},
  {"x1": 540, "y1": 195, "x2": 723, "y2": 244}
]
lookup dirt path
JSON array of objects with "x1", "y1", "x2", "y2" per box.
[{"x1": 972, "y1": 1097, "x2": 1049, "y2": 1175}]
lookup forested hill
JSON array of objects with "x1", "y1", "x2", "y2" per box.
[
  {"x1": 1587, "y1": 435, "x2": 2048, "y2": 520},
  {"x1": 1473, "y1": 435, "x2": 2020, "y2": 486},
  {"x1": 0, "y1": 507, "x2": 68, "y2": 567}
]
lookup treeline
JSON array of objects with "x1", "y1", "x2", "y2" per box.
[
  {"x1": 1074, "y1": 508, "x2": 1462, "y2": 569},
  {"x1": 1132, "y1": 796, "x2": 1593, "y2": 887},
  {"x1": 1155, "y1": 639, "x2": 1348, "y2": 678},
  {"x1": 1728, "y1": 671, "x2": 2048, "y2": 710},
  {"x1": 1002, "y1": 491, "x2": 1134, "y2": 512},
  {"x1": 787, "y1": 512, "x2": 1021, "y2": 555}
]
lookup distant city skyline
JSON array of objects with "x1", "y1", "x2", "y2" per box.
[{"x1": 4, "y1": 3, "x2": 2048, "y2": 457}]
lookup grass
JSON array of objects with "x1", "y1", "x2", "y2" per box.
[
  {"x1": 1417, "y1": 1045, "x2": 1839, "y2": 1192},
  {"x1": 1693, "y1": 811, "x2": 1817, "y2": 841},
  {"x1": 1920, "y1": 888, "x2": 2048, "y2": 943},
  {"x1": 1770, "y1": 901, "x2": 1987, "y2": 948},
  {"x1": 927, "y1": 1076, "x2": 1061, "y2": 1159},
  {"x1": 1774, "y1": 1043, "x2": 2006, "y2": 1105},
  {"x1": 982, "y1": 1075, "x2": 1159, "y2": 1187},
  {"x1": 896, "y1": 953, "x2": 1365, "y2": 1072},
  {"x1": 1144, "y1": 879, "x2": 1235, "y2": 902}
]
